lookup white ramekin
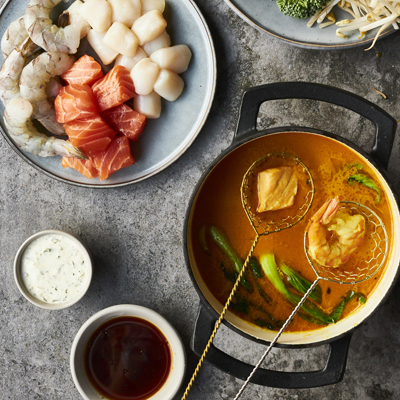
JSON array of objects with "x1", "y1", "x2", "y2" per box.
[
  {"x1": 14, "y1": 229, "x2": 93, "y2": 310},
  {"x1": 70, "y1": 304, "x2": 186, "y2": 400}
]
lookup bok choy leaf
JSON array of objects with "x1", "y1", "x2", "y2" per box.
[
  {"x1": 280, "y1": 262, "x2": 322, "y2": 304},
  {"x1": 208, "y1": 225, "x2": 253, "y2": 292},
  {"x1": 347, "y1": 173, "x2": 381, "y2": 204},
  {"x1": 260, "y1": 253, "x2": 364, "y2": 325}
]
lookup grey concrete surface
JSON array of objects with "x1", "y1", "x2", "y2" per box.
[{"x1": 1, "y1": 0, "x2": 400, "y2": 399}]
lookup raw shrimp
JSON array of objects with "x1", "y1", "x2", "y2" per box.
[
  {"x1": 0, "y1": 37, "x2": 37, "y2": 106},
  {"x1": 4, "y1": 97, "x2": 86, "y2": 158},
  {"x1": 24, "y1": 0, "x2": 81, "y2": 54},
  {"x1": 0, "y1": 39, "x2": 85, "y2": 159},
  {"x1": 307, "y1": 196, "x2": 366, "y2": 268},
  {"x1": 1, "y1": 17, "x2": 31, "y2": 58},
  {"x1": 19, "y1": 51, "x2": 75, "y2": 135}
]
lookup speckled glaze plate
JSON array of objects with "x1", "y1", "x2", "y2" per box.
[
  {"x1": 0, "y1": 0, "x2": 216, "y2": 188},
  {"x1": 224, "y1": 0, "x2": 396, "y2": 49}
]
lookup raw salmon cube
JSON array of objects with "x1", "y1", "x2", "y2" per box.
[
  {"x1": 64, "y1": 115, "x2": 117, "y2": 153},
  {"x1": 102, "y1": 104, "x2": 146, "y2": 142},
  {"x1": 55, "y1": 84, "x2": 98, "y2": 123},
  {"x1": 62, "y1": 157, "x2": 99, "y2": 179},
  {"x1": 90, "y1": 136, "x2": 134, "y2": 180},
  {"x1": 92, "y1": 65, "x2": 136, "y2": 112},
  {"x1": 61, "y1": 55, "x2": 104, "y2": 86}
]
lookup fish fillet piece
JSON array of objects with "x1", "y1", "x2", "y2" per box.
[
  {"x1": 102, "y1": 104, "x2": 147, "y2": 142},
  {"x1": 62, "y1": 157, "x2": 98, "y2": 179},
  {"x1": 92, "y1": 65, "x2": 136, "y2": 112},
  {"x1": 89, "y1": 135, "x2": 134, "y2": 180},
  {"x1": 257, "y1": 166, "x2": 298, "y2": 212},
  {"x1": 64, "y1": 115, "x2": 117, "y2": 153},
  {"x1": 61, "y1": 55, "x2": 104, "y2": 86},
  {"x1": 55, "y1": 83, "x2": 98, "y2": 123}
]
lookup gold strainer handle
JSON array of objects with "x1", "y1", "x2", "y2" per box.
[{"x1": 181, "y1": 235, "x2": 259, "y2": 400}]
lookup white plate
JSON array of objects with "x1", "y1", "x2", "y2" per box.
[
  {"x1": 0, "y1": 0, "x2": 216, "y2": 187},
  {"x1": 224, "y1": 0, "x2": 397, "y2": 49}
]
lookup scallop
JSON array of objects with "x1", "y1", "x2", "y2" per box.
[
  {"x1": 150, "y1": 45, "x2": 192, "y2": 74},
  {"x1": 64, "y1": 0, "x2": 91, "y2": 39},
  {"x1": 114, "y1": 47, "x2": 147, "y2": 71},
  {"x1": 108, "y1": 0, "x2": 141, "y2": 27},
  {"x1": 103, "y1": 22, "x2": 139, "y2": 58},
  {"x1": 142, "y1": 30, "x2": 170, "y2": 56},
  {"x1": 87, "y1": 29, "x2": 118, "y2": 65},
  {"x1": 153, "y1": 69, "x2": 184, "y2": 101},
  {"x1": 133, "y1": 91, "x2": 162, "y2": 119},
  {"x1": 78, "y1": 0, "x2": 112, "y2": 33},
  {"x1": 131, "y1": 10, "x2": 167, "y2": 45},
  {"x1": 130, "y1": 58, "x2": 160, "y2": 95},
  {"x1": 141, "y1": 0, "x2": 165, "y2": 14}
]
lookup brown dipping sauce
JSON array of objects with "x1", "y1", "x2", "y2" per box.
[{"x1": 84, "y1": 316, "x2": 172, "y2": 400}]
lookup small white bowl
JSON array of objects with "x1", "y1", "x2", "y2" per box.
[
  {"x1": 14, "y1": 229, "x2": 93, "y2": 310},
  {"x1": 70, "y1": 304, "x2": 186, "y2": 400}
]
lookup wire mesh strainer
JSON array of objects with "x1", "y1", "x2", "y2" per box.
[
  {"x1": 305, "y1": 201, "x2": 388, "y2": 285},
  {"x1": 241, "y1": 152, "x2": 315, "y2": 236},
  {"x1": 233, "y1": 200, "x2": 389, "y2": 399},
  {"x1": 182, "y1": 152, "x2": 315, "y2": 400}
]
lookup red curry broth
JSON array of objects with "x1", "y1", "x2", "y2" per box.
[{"x1": 189, "y1": 132, "x2": 392, "y2": 332}]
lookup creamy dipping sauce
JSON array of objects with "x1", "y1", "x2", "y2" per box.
[{"x1": 21, "y1": 233, "x2": 88, "y2": 304}]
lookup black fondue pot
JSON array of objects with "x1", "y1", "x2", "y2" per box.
[{"x1": 184, "y1": 82, "x2": 400, "y2": 388}]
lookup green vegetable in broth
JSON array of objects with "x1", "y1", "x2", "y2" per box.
[
  {"x1": 249, "y1": 256, "x2": 263, "y2": 279},
  {"x1": 230, "y1": 295, "x2": 249, "y2": 315},
  {"x1": 280, "y1": 262, "x2": 322, "y2": 303},
  {"x1": 347, "y1": 173, "x2": 381, "y2": 204},
  {"x1": 220, "y1": 263, "x2": 237, "y2": 283},
  {"x1": 256, "y1": 282, "x2": 274, "y2": 305},
  {"x1": 198, "y1": 225, "x2": 210, "y2": 255},
  {"x1": 345, "y1": 163, "x2": 364, "y2": 170},
  {"x1": 260, "y1": 253, "x2": 365, "y2": 325},
  {"x1": 204, "y1": 225, "x2": 253, "y2": 292}
]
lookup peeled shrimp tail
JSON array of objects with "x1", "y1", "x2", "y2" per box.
[
  {"x1": 24, "y1": 0, "x2": 80, "y2": 53},
  {"x1": 5, "y1": 97, "x2": 87, "y2": 159},
  {"x1": 19, "y1": 51, "x2": 75, "y2": 135},
  {"x1": 0, "y1": 37, "x2": 38, "y2": 107},
  {"x1": 307, "y1": 196, "x2": 366, "y2": 268},
  {"x1": 311, "y1": 196, "x2": 341, "y2": 225},
  {"x1": 1, "y1": 17, "x2": 40, "y2": 58}
]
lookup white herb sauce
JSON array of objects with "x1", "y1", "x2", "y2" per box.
[{"x1": 21, "y1": 234, "x2": 88, "y2": 304}]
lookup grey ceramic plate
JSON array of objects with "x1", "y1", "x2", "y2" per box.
[
  {"x1": 0, "y1": 0, "x2": 216, "y2": 188},
  {"x1": 225, "y1": 0, "x2": 397, "y2": 49}
]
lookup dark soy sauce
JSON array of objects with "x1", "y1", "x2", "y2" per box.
[{"x1": 85, "y1": 316, "x2": 172, "y2": 400}]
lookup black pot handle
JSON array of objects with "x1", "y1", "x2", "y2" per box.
[
  {"x1": 235, "y1": 82, "x2": 396, "y2": 169},
  {"x1": 191, "y1": 304, "x2": 353, "y2": 389}
]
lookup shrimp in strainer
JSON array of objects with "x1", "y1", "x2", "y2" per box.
[
  {"x1": 307, "y1": 196, "x2": 366, "y2": 268},
  {"x1": 19, "y1": 51, "x2": 75, "y2": 135},
  {"x1": 24, "y1": 0, "x2": 81, "y2": 53}
]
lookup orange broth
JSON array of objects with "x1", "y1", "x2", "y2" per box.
[{"x1": 189, "y1": 132, "x2": 393, "y2": 332}]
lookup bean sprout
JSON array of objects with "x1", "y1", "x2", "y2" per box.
[{"x1": 308, "y1": 0, "x2": 400, "y2": 49}]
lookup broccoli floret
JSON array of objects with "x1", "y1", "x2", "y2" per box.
[{"x1": 276, "y1": 0, "x2": 329, "y2": 19}]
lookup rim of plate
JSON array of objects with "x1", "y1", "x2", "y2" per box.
[
  {"x1": 0, "y1": 0, "x2": 217, "y2": 188},
  {"x1": 223, "y1": 0, "x2": 395, "y2": 50}
]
